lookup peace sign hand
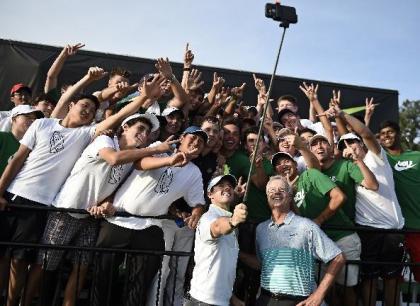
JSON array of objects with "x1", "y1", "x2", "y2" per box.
[{"x1": 234, "y1": 177, "x2": 247, "y2": 198}]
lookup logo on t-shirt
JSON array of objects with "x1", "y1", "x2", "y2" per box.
[
  {"x1": 294, "y1": 190, "x2": 305, "y2": 207},
  {"x1": 329, "y1": 176, "x2": 337, "y2": 182},
  {"x1": 108, "y1": 165, "x2": 124, "y2": 184},
  {"x1": 394, "y1": 160, "x2": 417, "y2": 172},
  {"x1": 154, "y1": 168, "x2": 174, "y2": 194},
  {"x1": 49, "y1": 131, "x2": 65, "y2": 153}
]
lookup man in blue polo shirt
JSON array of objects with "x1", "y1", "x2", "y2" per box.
[{"x1": 256, "y1": 175, "x2": 345, "y2": 306}]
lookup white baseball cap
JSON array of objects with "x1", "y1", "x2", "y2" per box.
[
  {"x1": 10, "y1": 105, "x2": 44, "y2": 119},
  {"x1": 120, "y1": 113, "x2": 160, "y2": 132}
]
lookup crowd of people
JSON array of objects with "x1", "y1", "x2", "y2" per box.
[{"x1": 0, "y1": 42, "x2": 419, "y2": 306}]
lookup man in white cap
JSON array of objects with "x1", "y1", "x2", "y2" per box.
[
  {"x1": 159, "y1": 106, "x2": 185, "y2": 141},
  {"x1": 0, "y1": 105, "x2": 43, "y2": 176},
  {"x1": 186, "y1": 174, "x2": 248, "y2": 306}
]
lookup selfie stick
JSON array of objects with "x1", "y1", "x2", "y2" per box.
[{"x1": 243, "y1": 23, "x2": 290, "y2": 203}]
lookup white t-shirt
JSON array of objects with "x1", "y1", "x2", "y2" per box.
[
  {"x1": 108, "y1": 145, "x2": 204, "y2": 230},
  {"x1": 355, "y1": 148, "x2": 405, "y2": 229},
  {"x1": 294, "y1": 155, "x2": 307, "y2": 174},
  {"x1": 7, "y1": 118, "x2": 96, "y2": 205},
  {"x1": 189, "y1": 204, "x2": 238, "y2": 306},
  {"x1": 52, "y1": 135, "x2": 132, "y2": 217},
  {"x1": 0, "y1": 111, "x2": 12, "y2": 132}
]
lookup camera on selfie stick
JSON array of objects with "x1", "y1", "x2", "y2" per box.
[{"x1": 265, "y1": 2, "x2": 298, "y2": 28}]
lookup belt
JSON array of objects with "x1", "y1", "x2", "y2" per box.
[{"x1": 260, "y1": 288, "x2": 307, "y2": 301}]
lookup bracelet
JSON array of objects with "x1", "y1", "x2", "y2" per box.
[{"x1": 183, "y1": 67, "x2": 191, "y2": 72}]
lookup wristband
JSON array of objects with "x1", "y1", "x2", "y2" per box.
[{"x1": 183, "y1": 67, "x2": 191, "y2": 72}]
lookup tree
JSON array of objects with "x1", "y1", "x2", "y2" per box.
[{"x1": 399, "y1": 99, "x2": 420, "y2": 151}]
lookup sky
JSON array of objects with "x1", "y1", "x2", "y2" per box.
[{"x1": 1, "y1": 0, "x2": 419, "y2": 104}]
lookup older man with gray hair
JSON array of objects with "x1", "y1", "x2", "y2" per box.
[{"x1": 255, "y1": 175, "x2": 345, "y2": 306}]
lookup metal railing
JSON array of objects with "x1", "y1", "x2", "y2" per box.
[{"x1": 1, "y1": 204, "x2": 420, "y2": 306}]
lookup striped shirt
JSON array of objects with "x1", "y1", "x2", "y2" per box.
[{"x1": 256, "y1": 212, "x2": 341, "y2": 296}]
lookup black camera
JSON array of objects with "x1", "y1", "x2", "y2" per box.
[{"x1": 265, "y1": 3, "x2": 298, "y2": 25}]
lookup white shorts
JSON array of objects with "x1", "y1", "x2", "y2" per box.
[{"x1": 334, "y1": 232, "x2": 362, "y2": 286}]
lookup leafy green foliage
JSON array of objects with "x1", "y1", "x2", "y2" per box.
[{"x1": 399, "y1": 100, "x2": 420, "y2": 151}]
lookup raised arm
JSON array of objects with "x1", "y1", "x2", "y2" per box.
[
  {"x1": 363, "y1": 97, "x2": 377, "y2": 128},
  {"x1": 337, "y1": 105, "x2": 381, "y2": 155},
  {"x1": 135, "y1": 151, "x2": 189, "y2": 171},
  {"x1": 51, "y1": 66, "x2": 108, "y2": 119},
  {"x1": 45, "y1": 43, "x2": 84, "y2": 94},
  {"x1": 342, "y1": 140, "x2": 379, "y2": 191},
  {"x1": 210, "y1": 203, "x2": 247, "y2": 238},
  {"x1": 299, "y1": 82, "x2": 334, "y2": 146},
  {"x1": 94, "y1": 73, "x2": 165, "y2": 137},
  {"x1": 99, "y1": 137, "x2": 178, "y2": 166},
  {"x1": 181, "y1": 43, "x2": 194, "y2": 89},
  {"x1": 96, "y1": 82, "x2": 138, "y2": 104},
  {"x1": 207, "y1": 72, "x2": 225, "y2": 105},
  {"x1": 155, "y1": 57, "x2": 190, "y2": 109}
]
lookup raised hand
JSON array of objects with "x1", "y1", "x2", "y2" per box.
[
  {"x1": 141, "y1": 73, "x2": 165, "y2": 100},
  {"x1": 184, "y1": 43, "x2": 195, "y2": 68},
  {"x1": 253, "y1": 73, "x2": 266, "y2": 94},
  {"x1": 365, "y1": 97, "x2": 377, "y2": 118},
  {"x1": 186, "y1": 69, "x2": 204, "y2": 91},
  {"x1": 284, "y1": 133, "x2": 305, "y2": 150},
  {"x1": 156, "y1": 135, "x2": 180, "y2": 153},
  {"x1": 330, "y1": 89, "x2": 341, "y2": 107},
  {"x1": 286, "y1": 173, "x2": 299, "y2": 187},
  {"x1": 155, "y1": 57, "x2": 173, "y2": 79},
  {"x1": 342, "y1": 140, "x2": 360, "y2": 161},
  {"x1": 214, "y1": 87, "x2": 231, "y2": 107},
  {"x1": 212, "y1": 72, "x2": 225, "y2": 92},
  {"x1": 299, "y1": 82, "x2": 318, "y2": 102},
  {"x1": 231, "y1": 203, "x2": 248, "y2": 227},
  {"x1": 169, "y1": 151, "x2": 189, "y2": 167},
  {"x1": 87, "y1": 66, "x2": 108, "y2": 81},
  {"x1": 62, "y1": 43, "x2": 85, "y2": 57},
  {"x1": 234, "y1": 177, "x2": 247, "y2": 198},
  {"x1": 231, "y1": 83, "x2": 246, "y2": 99}
]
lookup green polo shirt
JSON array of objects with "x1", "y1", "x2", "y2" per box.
[
  {"x1": 227, "y1": 150, "x2": 273, "y2": 222},
  {"x1": 0, "y1": 132, "x2": 20, "y2": 175},
  {"x1": 294, "y1": 169, "x2": 355, "y2": 241},
  {"x1": 386, "y1": 150, "x2": 420, "y2": 229},
  {"x1": 321, "y1": 159, "x2": 364, "y2": 221}
]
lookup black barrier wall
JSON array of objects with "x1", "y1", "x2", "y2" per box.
[{"x1": 0, "y1": 39, "x2": 399, "y2": 133}]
